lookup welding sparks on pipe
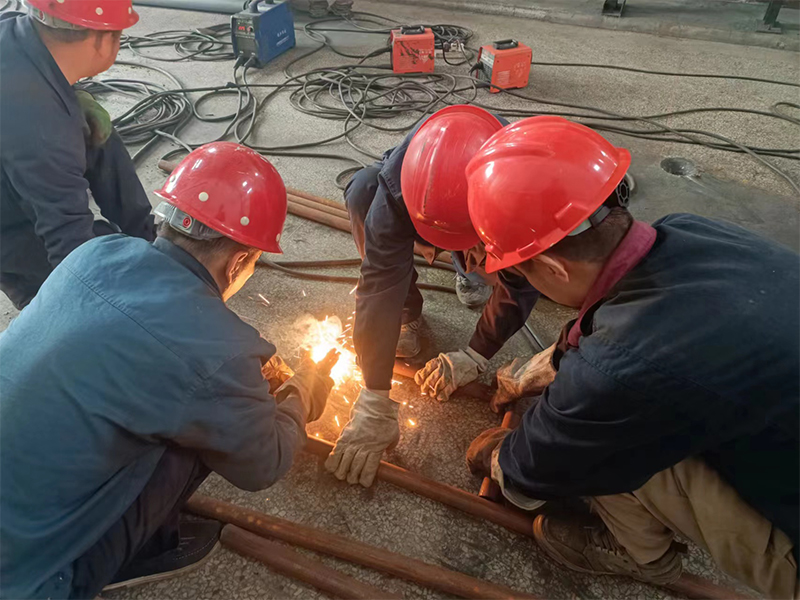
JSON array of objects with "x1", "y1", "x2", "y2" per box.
[
  {"x1": 294, "y1": 314, "x2": 359, "y2": 387},
  {"x1": 334, "y1": 415, "x2": 340, "y2": 427},
  {"x1": 257, "y1": 293, "x2": 270, "y2": 306},
  {"x1": 408, "y1": 419, "x2": 416, "y2": 427},
  {"x1": 349, "y1": 285, "x2": 357, "y2": 295},
  {"x1": 302, "y1": 290, "x2": 307, "y2": 297}
]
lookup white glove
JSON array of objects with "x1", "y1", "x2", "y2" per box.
[
  {"x1": 414, "y1": 347, "x2": 488, "y2": 402},
  {"x1": 491, "y1": 344, "x2": 557, "y2": 413},
  {"x1": 325, "y1": 388, "x2": 400, "y2": 487}
]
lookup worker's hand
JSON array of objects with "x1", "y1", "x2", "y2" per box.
[
  {"x1": 278, "y1": 349, "x2": 338, "y2": 422},
  {"x1": 261, "y1": 354, "x2": 295, "y2": 391},
  {"x1": 75, "y1": 90, "x2": 113, "y2": 148},
  {"x1": 325, "y1": 389, "x2": 400, "y2": 487},
  {"x1": 414, "y1": 348, "x2": 488, "y2": 402},
  {"x1": 466, "y1": 427, "x2": 511, "y2": 478},
  {"x1": 490, "y1": 344, "x2": 557, "y2": 413}
]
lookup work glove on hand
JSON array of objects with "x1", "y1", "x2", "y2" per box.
[
  {"x1": 490, "y1": 344, "x2": 557, "y2": 413},
  {"x1": 466, "y1": 426, "x2": 511, "y2": 478},
  {"x1": 325, "y1": 388, "x2": 400, "y2": 487},
  {"x1": 277, "y1": 349, "x2": 338, "y2": 422},
  {"x1": 261, "y1": 354, "x2": 295, "y2": 391},
  {"x1": 75, "y1": 90, "x2": 113, "y2": 148},
  {"x1": 414, "y1": 347, "x2": 488, "y2": 402}
]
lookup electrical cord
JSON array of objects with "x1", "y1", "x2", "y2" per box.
[
  {"x1": 260, "y1": 258, "x2": 457, "y2": 293},
  {"x1": 122, "y1": 24, "x2": 234, "y2": 62}
]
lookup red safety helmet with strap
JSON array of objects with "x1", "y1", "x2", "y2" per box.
[
  {"x1": 401, "y1": 105, "x2": 504, "y2": 251},
  {"x1": 466, "y1": 116, "x2": 631, "y2": 273},
  {"x1": 155, "y1": 143, "x2": 287, "y2": 254},
  {"x1": 27, "y1": 0, "x2": 138, "y2": 31}
]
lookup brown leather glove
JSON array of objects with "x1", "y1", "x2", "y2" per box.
[
  {"x1": 466, "y1": 427, "x2": 511, "y2": 477},
  {"x1": 490, "y1": 344, "x2": 557, "y2": 413},
  {"x1": 277, "y1": 349, "x2": 338, "y2": 422},
  {"x1": 261, "y1": 354, "x2": 294, "y2": 391}
]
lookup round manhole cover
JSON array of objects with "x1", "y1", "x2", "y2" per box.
[{"x1": 660, "y1": 157, "x2": 698, "y2": 177}]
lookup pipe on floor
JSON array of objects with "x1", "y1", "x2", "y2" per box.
[
  {"x1": 189, "y1": 496, "x2": 539, "y2": 600},
  {"x1": 221, "y1": 525, "x2": 401, "y2": 600}
]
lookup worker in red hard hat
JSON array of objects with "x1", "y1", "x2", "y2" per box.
[
  {"x1": 464, "y1": 117, "x2": 798, "y2": 597},
  {"x1": 0, "y1": 0, "x2": 155, "y2": 310},
  {"x1": 0, "y1": 143, "x2": 338, "y2": 598},
  {"x1": 328, "y1": 105, "x2": 542, "y2": 488}
]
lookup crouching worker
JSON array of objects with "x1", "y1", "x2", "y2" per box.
[
  {"x1": 0, "y1": 143, "x2": 337, "y2": 599},
  {"x1": 465, "y1": 118, "x2": 798, "y2": 598}
]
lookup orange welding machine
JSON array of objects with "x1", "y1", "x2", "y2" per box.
[
  {"x1": 475, "y1": 39, "x2": 532, "y2": 92},
  {"x1": 390, "y1": 26, "x2": 435, "y2": 74}
]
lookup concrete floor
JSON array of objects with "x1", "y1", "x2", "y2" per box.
[{"x1": 1, "y1": 2, "x2": 799, "y2": 598}]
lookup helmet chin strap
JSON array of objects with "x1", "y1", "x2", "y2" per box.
[
  {"x1": 567, "y1": 177, "x2": 630, "y2": 237},
  {"x1": 28, "y1": 5, "x2": 85, "y2": 30},
  {"x1": 154, "y1": 202, "x2": 224, "y2": 241}
]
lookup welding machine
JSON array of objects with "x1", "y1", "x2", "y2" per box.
[
  {"x1": 231, "y1": 0, "x2": 295, "y2": 67},
  {"x1": 475, "y1": 39, "x2": 532, "y2": 92},
  {"x1": 391, "y1": 26, "x2": 435, "y2": 74}
]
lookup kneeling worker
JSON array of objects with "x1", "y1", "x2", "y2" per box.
[
  {"x1": 328, "y1": 106, "x2": 542, "y2": 487},
  {"x1": 0, "y1": 0, "x2": 156, "y2": 309},
  {"x1": 0, "y1": 144, "x2": 337, "y2": 599},
  {"x1": 466, "y1": 117, "x2": 798, "y2": 597}
]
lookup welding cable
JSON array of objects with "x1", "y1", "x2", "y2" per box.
[
  {"x1": 530, "y1": 60, "x2": 800, "y2": 89},
  {"x1": 272, "y1": 257, "x2": 457, "y2": 272},
  {"x1": 122, "y1": 24, "x2": 234, "y2": 62},
  {"x1": 259, "y1": 258, "x2": 457, "y2": 294}
]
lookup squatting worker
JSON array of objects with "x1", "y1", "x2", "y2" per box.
[
  {"x1": 0, "y1": 0, "x2": 155, "y2": 309},
  {"x1": 465, "y1": 117, "x2": 798, "y2": 597},
  {"x1": 0, "y1": 143, "x2": 338, "y2": 599},
  {"x1": 328, "y1": 105, "x2": 546, "y2": 487}
]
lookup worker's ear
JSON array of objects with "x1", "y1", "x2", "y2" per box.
[
  {"x1": 225, "y1": 250, "x2": 252, "y2": 286},
  {"x1": 531, "y1": 253, "x2": 570, "y2": 283}
]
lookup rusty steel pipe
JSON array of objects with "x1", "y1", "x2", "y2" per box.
[
  {"x1": 304, "y1": 437, "x2": 534, "y2": 537},
  {"x1": 189, "y1": 496, "x2": 538, "y2": 600},
  {"x1": 289, "y1": 194, "x2": 349, "y2": 219},
  {"x1": 303, "y1": 438, "x2": 750, "y2": 600},
  {"x1": 479, "y1": 410, "x2": 521, "y2": 502},
  {"x1": 221, "y1": 524, "x2": 400, "y2": 599}
]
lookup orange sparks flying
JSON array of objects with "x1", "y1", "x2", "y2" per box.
[
  {"x1": 408, "y1": 419, "x2": 416, "y2": 426},
  {"x1": 334, "y1": 415, "x2": 340, "y2": 427},
  {"x1": 295, "y1": 314, "x2": 359, "y2": 387}
]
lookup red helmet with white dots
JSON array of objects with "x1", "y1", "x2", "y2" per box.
[
  {"x1": 27, "y1": 0, "x2": 139, "y2": 31},
  {"x1": 154, "y1": 143, "x2": 288, "y2": 254}
]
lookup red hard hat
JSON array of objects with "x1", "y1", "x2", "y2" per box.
[
  {"x1": 155, "y1": 143, "x2": 287, "y2": 254},
  {"x1": 27, "y1": 0, "x2": 138, "y2": 30},
  {"x1": 466, "y1": 116, "x2": 631, "y2": 272},
  {"x1": 401, "y1": 105, "x2": 503, "y2": 251}
]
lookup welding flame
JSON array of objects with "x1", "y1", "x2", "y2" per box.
[{"x1": 295, "y1": 314, "x2": 359, "y2": 386}]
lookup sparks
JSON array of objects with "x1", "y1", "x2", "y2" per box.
[
  {"x1": 302, "y1": 290, "x2": 307, "y2": 297},
  {"x1": 408, "y1": 419, "x2": 416, "y2": 426},
  {"x1": 334, "y1": 415, "x2": 340, "y2": 427},
  {"x1": 343, "y1": 395, "x2": 350, "y2": 404},
  {"x1": 391, "y1": 379, "x2": 402, "y2": 385},
  {"x1": 315, "y1": 432, "x2": 320, "y2": 437},
  {"x1": 349, "y1": 285, "x2": 357, "y2": 295},
  {"x1": 257, "y1": 293, "x2": 270, "y2": 306},
  {"x1": 295, "y1": 315, "x2": 360, "y2": 387}
]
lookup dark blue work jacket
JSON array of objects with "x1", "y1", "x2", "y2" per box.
[
  {"x1": 0, "y1": 236, "x2": 307, "y2": 598},
  {"x1": 500, "y1": 214, "x2": 799, "y2": 560},
  {"x1": 350, "y1": 118, "x2": 541, "y2": 391},
  {"x1": 0, "y1": 14, "x2": 154, "y2": 307}
]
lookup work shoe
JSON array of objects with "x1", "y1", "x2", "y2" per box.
[
  {"x1": 103, "y1": 517, "x2": 222, "y2": 591},
  {"x1": 532, "y1": 513, "x2": 682, "y2": 585},
  {"x1": 396, "y1": 316, "x2": 422, "y2": 358},
  {"x1": 455, "y1": 274, "x2": 492, "y2": 308}
]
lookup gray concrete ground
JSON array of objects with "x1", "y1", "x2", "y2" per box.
[
  {"x1": 1, "y1": 2, "x2": 798, "y2": 598},
  {"x1": 390, "y1": 0, "x2": 800, "y2": 51}
]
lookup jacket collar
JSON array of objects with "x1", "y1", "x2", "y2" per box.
[
  {"x1": 567, "y1": 220, "x2": 657, "y2": 347},
  {"x1": 153, "y1": 237, "x2": 222, "y2": 298},
  {"x1": 12, "y1": 15, "x2": 79, "y2": 117}
]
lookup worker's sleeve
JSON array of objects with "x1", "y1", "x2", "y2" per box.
[
  {"x1": 85, "y1": 131, "x2": 155, "y2": 242},
  {"x1": 353, "y1": 179, "x2": 418, "y2": 391},
  {"x1": 3, "y1": 113, "x2": 96, "y2": 267},
  {"x1": 469, "y1": 268, "x2": 540, "y2": 360},
  {"x1": 172, "y1": 353, "x2": 307, "y2": 492},
  {"x1": 498, "y1": 339, "x2": 724, "y2": 500}
]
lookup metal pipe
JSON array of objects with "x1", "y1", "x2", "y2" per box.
[
  {"x1": 221, "y1": 525, "x2": 400, "y2": 600},
  {"x1": 521, "y1": 324, "x2": 545, "y2": 353},
  {"x1": 133, "y1": 0, "x2": 248, "y2": 13},
  {"x1": 478, "y1": 410, "x2": 520, "y2": 502},
  {"x1": 189, "y1": 496, "x2": 539, "y2": 600}
]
